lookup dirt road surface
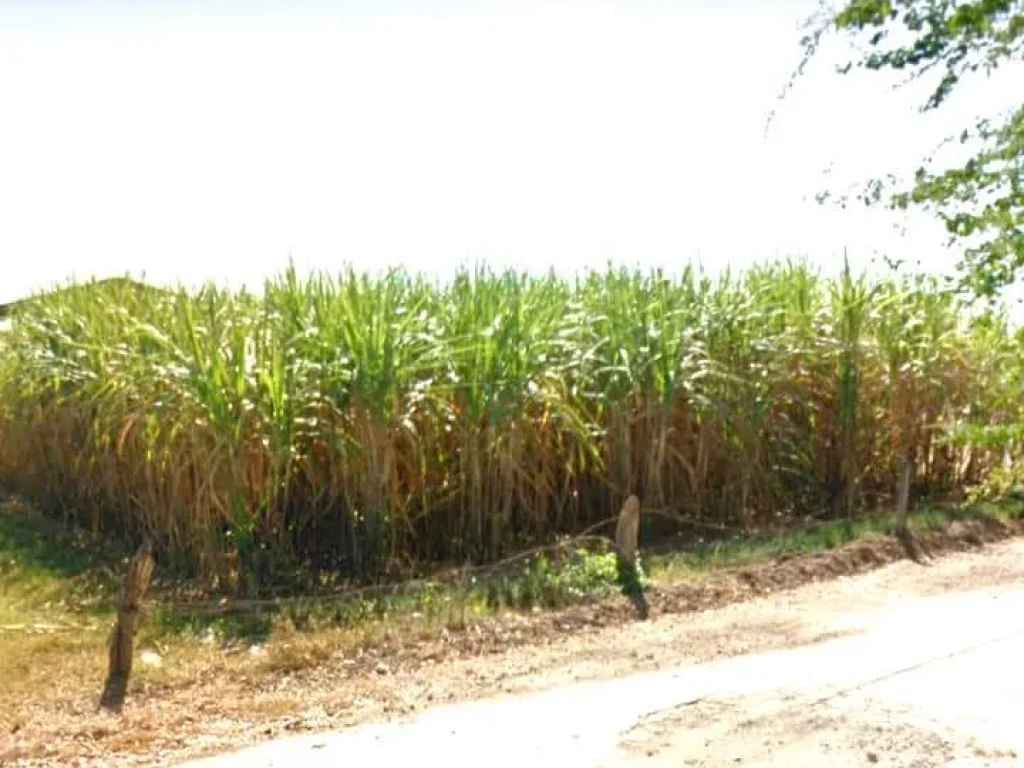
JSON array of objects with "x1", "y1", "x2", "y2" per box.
[{"x1": 175, "y1": 537, "x2": 1024, "y2": 768}]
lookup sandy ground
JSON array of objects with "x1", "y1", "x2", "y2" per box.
[{"x1": 173, "y1": 533, "x2": 1024, "y2": 768}]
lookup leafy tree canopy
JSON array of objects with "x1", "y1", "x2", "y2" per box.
[{"x1": 792, "y1": 1, "x2": 1023, "y2": 297}]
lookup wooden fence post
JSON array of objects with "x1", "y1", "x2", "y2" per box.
[
  {"x1": 615, "y1": 495, "x2": 649, "y2": 620},
  {"x1": 99, "y1": 538, "x2": 155, "y2": 714},
  {"x1": 893, "y1": 453, "x2": 930, "y2": 565}
]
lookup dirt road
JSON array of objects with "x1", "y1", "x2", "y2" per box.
[{"x1": 176, "y1": 537, "x2": 1024, "y2": 768}]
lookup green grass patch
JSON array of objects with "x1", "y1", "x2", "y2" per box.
[
  {"x1": 2, "y1": 495, "x2": 1022, "y2": 659},
  {"x1": 647, "y1": 499, "x2": 1024, "y2": 579},
  {"x1": 144, "y1": 545, "x2": 637, "y2": 646},
  {"x1": 0, "y1": 498, "x2": 123, "y2": 625}
]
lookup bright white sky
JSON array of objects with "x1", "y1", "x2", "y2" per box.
[{"x1": 0, "y1": 0, "x2": 1020, "y2": 302}]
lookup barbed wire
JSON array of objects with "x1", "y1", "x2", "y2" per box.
[
  {"x1": 4, "y1": 488, "x2": 916, "y2": 629},
  {"x1": 151, "y1": 502, "x2": 760, "y2": 618},
  {"x1": 155, "y1": 529, "x2": 623, "y2": 618}
]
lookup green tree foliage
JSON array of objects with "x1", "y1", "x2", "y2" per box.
[{"x1": 793, "y1": 1, "x2": 1023, "y2": 297}]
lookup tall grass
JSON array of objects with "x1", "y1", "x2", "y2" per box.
[{"x1": 0, "y1": 260, "x2": 1019, "y2": 591}]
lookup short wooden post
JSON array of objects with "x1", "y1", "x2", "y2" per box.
[
  {"x1": 614, "y1": 495, "x2": 649, "y2": 620},
  {"x1": 615, "y1": 495, "x2": 641, "y2": 562},
  {"x1": 99, "y1": 538, "x2": 155, "y2": 713},
  {"x1": 893, "y1": 453, "x2": 929, "y2": 565}
]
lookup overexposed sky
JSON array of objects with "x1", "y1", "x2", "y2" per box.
[{"x1": 0, "y1": 0, "x2": 1020, "y2": 301}]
